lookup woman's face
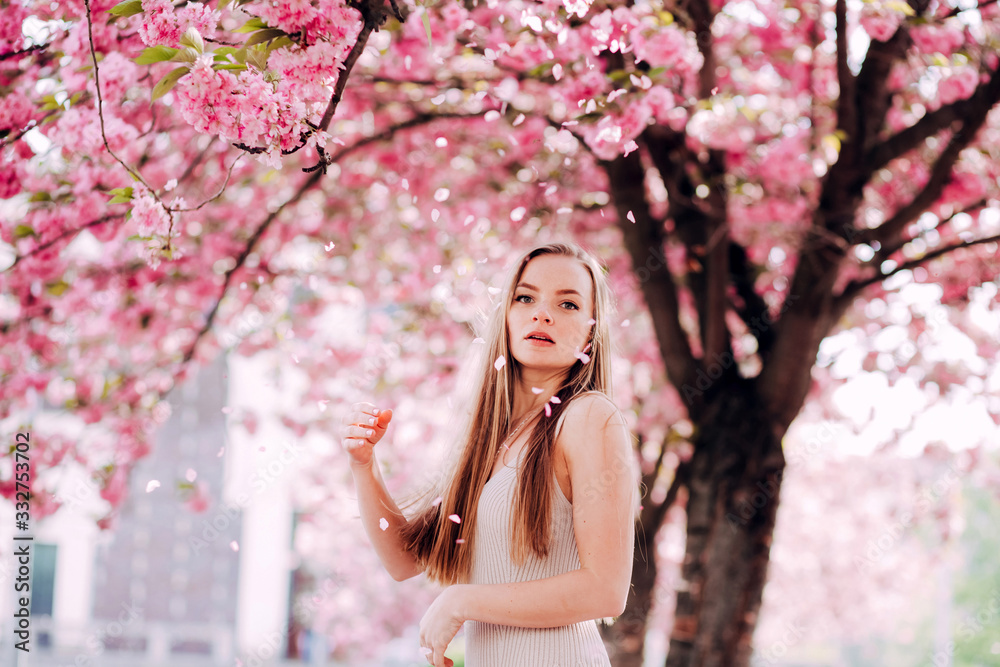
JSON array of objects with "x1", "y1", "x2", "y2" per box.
[{"x1": 507, "y1": 254, "x2": 595, "y2": 374}]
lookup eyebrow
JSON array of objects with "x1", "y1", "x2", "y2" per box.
[{"x1": 515, "y1": 282, "x2": 583, "y2": 297}]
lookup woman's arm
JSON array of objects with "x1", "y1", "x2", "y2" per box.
[
  {"x1": 418, "y1": 393, "x2": 638, "y2": 665},
  {"x1": 344, "y1": 403, "x2": 423, "y2": 582},
  {"x1": 456, "y1": 392, "x2": 638, "y2": 625}
]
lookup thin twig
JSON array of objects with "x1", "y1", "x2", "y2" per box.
[
  {"x1": 179, "y1": 169, "x2": 323, "y2": 366},
  {"x1": 83, "y1": 0, "x2": 155, "y2": 195},
  {"x1": 0, "y1": 43, "x2": 48, "y2": 61},
  {"x1": 839, "y1": 232, "x2": 1000, "y2": 299},
  {"x1": 5, "y1": 215, "x2": 125, "y2": 272},
  {"x1": 171, "y1": 153, "x2": 244, "y2": 212}
]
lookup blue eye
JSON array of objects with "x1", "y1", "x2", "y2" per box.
[{"x1": 514, "y1": 294, "x2": 532, "y2": 303}]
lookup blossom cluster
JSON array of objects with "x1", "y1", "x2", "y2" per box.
[
  {"x1": 138, "y1": 0, "x2": 220, "y2": 47},
  {"x1": 175, "y1": 55, "x2": 311, "y2": 167}
]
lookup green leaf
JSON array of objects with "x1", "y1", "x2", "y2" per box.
[
  {"x1": 152, "y1": 66, "x2": 188, "y2": 100},
  {"x1": 245, "y1": 46, "x2": 269, "y2": 71},
  {"x1": 107, "y1": 187, "x2": 134, "y2": 204},
  {"x1": 214, "y1": 63, "x2": 248, "y2": 71},
  {"x1": 29, "y1": 192, "x2": 52, "y2": 202},
  {"x1": 40, "y1": 94, "x2": 61, "y2": 111},
  {"x1": 109, "y1": 0, "x2": 144, "y2": 17},
  {"x1": 245, "y1": 28, "x2": 288, "y2": 47},
  {"x1": 171, "y1": 46, "x2": 201, "y2": 64},
  {"x1": 179, "y1": 27, "x2": 204, "y2": 53},
  {"x1": 422, "y1": 12, "x2": 433, "y2": 49},
  {"x1": 265, "y1": 36, "x2": 294, "y2": 54},
  {"x1": 135, "y1": 46, "x2": 179, "y2": 65},
  {"x1": 46, "y1": 280, "x2": 70, "y2": 297},
  {"x1": 14, "y1": 225, "x2": 36, "y2": 240},
  {"x1": 235, "y1": 17, "x2": 269, "y2": 33}
]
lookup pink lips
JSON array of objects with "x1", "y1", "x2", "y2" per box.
[{"x1": 525, "y1": 331, "x2": 555, "y2": 344}]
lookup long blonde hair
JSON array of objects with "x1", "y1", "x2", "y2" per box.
[{"x1": 397, "y1": 242, "x2": 618, "y2": 586}]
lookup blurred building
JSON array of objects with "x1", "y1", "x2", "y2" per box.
[{"x1": 0, "y1": 355, "x2": 302, "y2": 666}]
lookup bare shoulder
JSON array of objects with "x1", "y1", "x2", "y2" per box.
[
  {"x1": 555, "y1": 392, "x2": 629, "y2": 460},
  {"x1": 559, "y1": 391, "x2": 626, "y2": 432}
]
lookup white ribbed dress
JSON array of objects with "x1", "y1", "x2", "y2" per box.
[{"x1": 463, "y1": 443, "x2": 612, "y2": 667}]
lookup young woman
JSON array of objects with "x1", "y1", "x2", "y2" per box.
[{"x1": 341, "y1": 242, "x2": 640, "y2": 667}]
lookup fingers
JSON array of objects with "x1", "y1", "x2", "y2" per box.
[
  {"x1": 340, "y1": 423, "x2": 376, "y2": 440},
  {"x1": 341, "y1": 402, "x2": 384, "y2": 429}
]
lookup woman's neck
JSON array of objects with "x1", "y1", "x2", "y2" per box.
[{"x1": 510, "y1": 373, "x2": 565, "y2": 422}]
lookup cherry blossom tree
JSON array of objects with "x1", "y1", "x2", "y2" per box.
[{"x1": 1, "y1": 0, "x2": 999, "y2": 665}]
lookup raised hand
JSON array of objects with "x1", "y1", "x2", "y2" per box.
[{"x1": 341, "y1": 401, "x2": 393, "y2": 469}]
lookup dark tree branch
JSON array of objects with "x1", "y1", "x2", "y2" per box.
[
  {"x1": 836, "y1": 232, "x2": 1000, "y2": 305},
  {"x1": 868, "y1": 197, "x2": 988, "y2": 265},
  {"x1": 604, "y1": 151, "x2": 700, "y2": 411},
  {"x1": 861, "y1": 94, "x2": 997, "y2": 251},
  {"x1": 728, "y1": 242, "x2": 777, "y2": 358},
  {"x1": 180, "y1": 169, "x2": 323, "y2": 366},
  {"x1": 834, "y1": 0, "x2": 854, "y2": 150},
  {"x1": 867, "y1": 65, "x2": 1000, "y2": 172},
  {"x1": 305, "y1": 111, "x2": 481, "y2": 172},
  {"x1": 647, "y1": 458, "x2": 690, "y2": 541},
  {"x1": 317, "y1": 0, "x2": 404, "y2": 133},
  {"x1": 0, "y1": 43, "x2": 47, "y2": 61},
  {"x1": 6, "y1": 215, "x2": 125, "y2": 272}
]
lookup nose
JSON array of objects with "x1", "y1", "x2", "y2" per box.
[{"x1": 532, "y1": 304, "x2": 552, "y2": 323}]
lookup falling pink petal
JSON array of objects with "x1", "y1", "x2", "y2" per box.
[
  {"x1": 259, "y1": 446, "x2": 266, "y2": 452},
  {"x1": 292, "y1": 355, "x2": 299, "y2": 364},
  {"x1": 217, "y1": 447, "x2": 225, "y2": 457},
  {"x1": 622, "y1": 319, "x2": 631, "y2": 327},
  {"x1": 455, "y1": 538, "x2": 466, "y2": 544},
  {"x1": 379, "y1": 517, "x2": 389, "y2": 531},
  {"x1": 221, "y1": 406, "x2": 233, "y2": 414},
  {"x1": 531, "y1": 387, "x2": 544, "y2": 394},
  {"x1": 544, "y1": 403, "x2": 552, "y2": 417},
  {"x1": 623, "y1": 142, "x2": 638, "y2": 158},
  {"x1": 325, "y1": 242, "x2": 335, "y2": 251},
  {"x1": 627, "y1": 210, "x2": 636, "y2": 223},
  {"x1": 583, "y1": 342, "x2": 592, "y2": 353},
  {"x1": 448, "y1": 514, "x2": 462, "y2": 524},
  {"x1": 473, "y1": 337, "x2": 485, "y2": 344},
  {"x1": 587, "y1": 318, "x2": 596, "y2": 326},
  {"x1": 549, "y1": 396, "x2": 561, "y2": 404},
  {"x1": 432, "y1": 496, "x2": 444, "y2": 506},
  {"x1": 185, "y1": 468, "x2": 197, "y2": 482},
  {"x1": 318, "y1": 400, "x2": 329, "y2": 412},
  {"x1": 494, "y1": 355, "x2": 506, "y2": 371},
  {"x1": 574, "y1": 350, "x2": 591, "y2": 364},
  {"x1": 145, "y1": 480, "x2": 160, "y2": 493},
  {"x1": 230, "y1": 541, "x2": 239, "y2": 551},
  {"x1": 711, "y1": 86, "x2": 719, "y2": 95}
]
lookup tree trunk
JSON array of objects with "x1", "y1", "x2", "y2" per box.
[{"x1": 664, "y1": 379, "x2": 785, "y2": 667}]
